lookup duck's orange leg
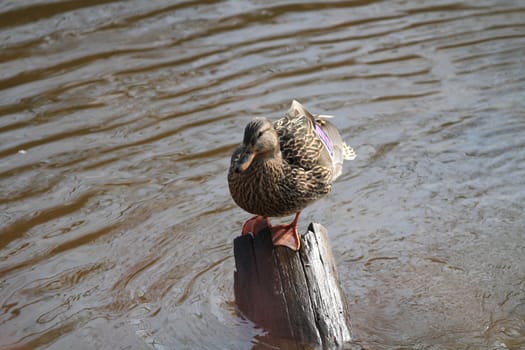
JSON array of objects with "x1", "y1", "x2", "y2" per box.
[{"x1": 269, "y1": 212, "x2": 301, "y2": 251}]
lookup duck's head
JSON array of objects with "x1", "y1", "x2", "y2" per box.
[{"x1": 235, "y1": 117, "x2": 279, "y2": 173}]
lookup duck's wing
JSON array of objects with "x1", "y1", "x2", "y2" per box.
[
  {"x1": 313, "y1": 116, "x2": 356, "y2": 180},
  {"x1": 275, "y1": 100, "x2": 356, "y2": 180},
  {"x1": 273, "y1": 100, "x2": 331, "y2": 170}
]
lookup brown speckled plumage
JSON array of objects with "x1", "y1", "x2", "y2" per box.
[{"x1": 228, "y1": 100, "x2": 356, "y2": 219}]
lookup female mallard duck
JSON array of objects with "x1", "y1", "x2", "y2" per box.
[{"x1": 228, "y1": 100, "x2": 356, "y2": 251}]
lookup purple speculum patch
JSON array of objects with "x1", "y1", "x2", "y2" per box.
[{"x1": 314, "y1": 123, "x2": 334, "y2": 157}]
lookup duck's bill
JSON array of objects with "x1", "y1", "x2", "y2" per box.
[{"x1": 235, "y1": 151, "x2": 256, "y2": 173}]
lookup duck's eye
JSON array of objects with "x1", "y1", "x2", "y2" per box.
[{"x1": 257, "y1": 131, "x2": 264, "y2": 138}]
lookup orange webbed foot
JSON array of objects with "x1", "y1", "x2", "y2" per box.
[
  {"x1": 241, "y1": 216, "x2": 269, "y2": 235},
  {"x1": 269, "y1": 212, "x2": 301, "y2": 251},
  {"x1": 270, "y1": 224, "x2": 301, "y2": 251}
]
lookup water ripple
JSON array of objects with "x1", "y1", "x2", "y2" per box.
[{"x1": 1, "y1": 0, "x2": 524, "y2": 349}]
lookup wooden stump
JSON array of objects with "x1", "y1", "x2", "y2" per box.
[{"x1": 234, "y1": 223, "x2": 352, "y2": 348}]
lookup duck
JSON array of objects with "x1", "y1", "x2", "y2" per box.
[{"x1": 227, "y1": 100, "x2": 356, "y2": 251}]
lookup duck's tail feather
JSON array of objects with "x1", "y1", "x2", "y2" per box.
[{"x1": 342, "y1": 143, "x2": 356, "y2": 160}]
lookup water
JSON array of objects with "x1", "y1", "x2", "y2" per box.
[{"x1": 1, "y1": 1, "x2": 524, "y2": 349}]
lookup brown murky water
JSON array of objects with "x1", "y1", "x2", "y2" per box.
[{"x1": 1, "y1": 1, "x2": 524, "y2": 349}]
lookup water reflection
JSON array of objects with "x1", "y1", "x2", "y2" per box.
[{"x1": 1, "y1": 0, "x2": 524, "y2": 349}]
